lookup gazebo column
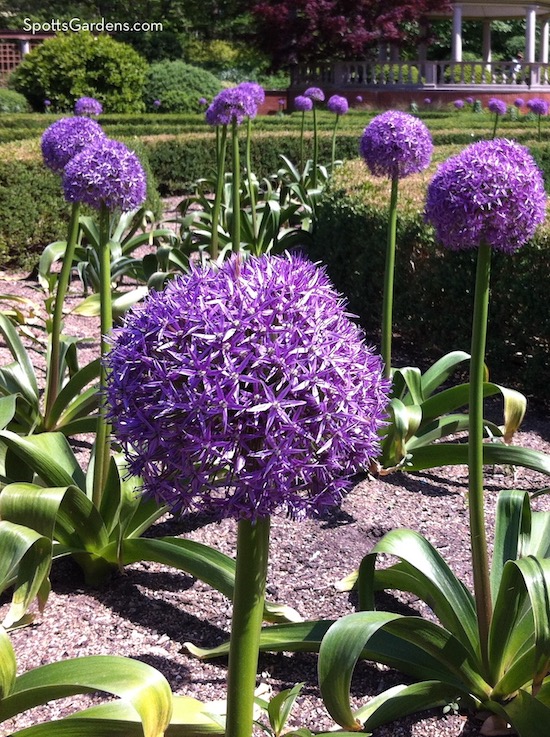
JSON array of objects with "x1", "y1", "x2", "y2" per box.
[
  {"x1": 482, "y1": 19, "x2": 492, "y2": 63},
  {"x1": 525, "y1": 5, "x2": 537, "y2": 63},
  {"x1": 540, "y1": 18, "x2": 550, "y2": 63},
  {"x1": 452, "y1": 3, "x2": 463, "y2": 62}
]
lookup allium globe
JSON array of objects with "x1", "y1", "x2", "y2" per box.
[
  {"x1": 425, "y1": 138, "x2": 547, "y2": 253},
  {"x1": 465, "y1": 96, "x2": 474, "y2": 105},
  {"x1": 514, "y1": 97, "x2": 525, "y2": 108},
  {"x1": 327, "y1": 95, "x2": 349, "y2": 116},
  {"x1": 304, "y1": 87, "x2": 325, "y2": 102},
  {"x1": 105, "y1": 254, "x2": 390, "y2": 521},
  {"x1": 63, "y1": 138, "x2": 146, "y2": 212},
  {"x1": 488, "y1": 98, "x2": 507, "y2": 116},
  {"x1": 359, "y1": 110, "x2": 433, "y2": 180},
  {"x1": 41, "y1": 116, "x2": 105, "y2": 173},
  {"x1": 205, "y1": 86, "x2": 257, "y2": 126},
  {"x1": 74, "y1": 96, "x2": 103, "y2": 116},
  {"x1": 527, "y1": 98, "x2": 549, "y2": 116},
  {"x1": 294, "y1": 95, "x2": 313, "y2": 112},
  {"x1": 454, "y1": 99, "x2": 465, "y2": 110},
  {"x1": 239, "y1": 82, "x2": 265, "y2": 108}
]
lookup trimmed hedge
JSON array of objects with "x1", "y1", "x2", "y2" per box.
[
  {"x1": 310, "y1": 157, "x2": 550, "y2": 403},
  {"x1": 0, "y1": 139, "x2": 161, "y2": 273}
]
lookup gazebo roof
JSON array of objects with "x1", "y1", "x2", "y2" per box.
[{"x1": 429, "y1": 1, "x2": 550, "y2": 20}]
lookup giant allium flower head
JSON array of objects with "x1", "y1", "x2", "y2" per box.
[
  {"x1": 294, "y1": 95, "x2": 313, "y2": 112},
  {"x1": 327, "y1": 95, "x2": 349, "y2": 116},
  {"x1": 41, "y1": 116, "x2": 105, "y2": 173},
  {"x1": 205, "y1": 86, "x2": 257, "y2": 126},
  {"x1": 304, "y1": 87, "x2": 325, "y2": 103},
  {"x1": 63, "y1": 138, "x2": 146, "y2": 212},
  {"x1": 359, "y1": 110, "x2": 433, "y2": 180},
  {"x1": 239, "y1": 81, "x2": 265, "y2": 109},
  {"x1": 105, "y1": 254, "x2": 390, "y2": 521},
  {"x1": 74, "y1": 96, "x2": 103, "y2": 116},
  {"x1": 488, "y1": 98, "x2": 507, "y2": 116},
  {"x1": 527, "y1": 98, "x2": 549, "y2": 116},
  {"x1": 425, "y1": 138, "x2": 546, "y2": 253}
]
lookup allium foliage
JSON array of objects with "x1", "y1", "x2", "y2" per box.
[
  {"x1": 74, "y1": 96, "x2": 103, "y2": 116},
  {"x1": 488, "y1": 98, "x2": 507, "y2": 116},
  {"x1": 41, "y1": 116, "x2": 105, "y2": 173},
  {"x1": 359, "y1": 110, "x2": 433, "y2": 180},
  {"x1": 105, "y1": 254, "x2": 389, "y2": 521},
  {"x1": 294, "y1": 95, "x2": 313, "y2": 112},
  {"x1": 425, "y1": 138, "x2": 547, "y2": 253},
  {"x1": 63, "y1": 138, "x2": 146, "y2": 212},
  {"x1": 304, "y1": 87, "x2": 325, "y2": 102},
  {"x1": 327, "y1": 95, "x2": 349, "y2": 116}
]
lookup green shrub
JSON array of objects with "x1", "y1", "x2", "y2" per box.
[
  {"x1": 9, "y1": 32, "x2": 148, "y2": 113},
  {"x1": 143, "y1": 61, "x2": 222, "y2": 113},
  {"x1": 311, "y1": 160, "x2": 550, "y2": 403},
  {"x1": 0, "y1": 89, "x2": 29, "y2": 113}
]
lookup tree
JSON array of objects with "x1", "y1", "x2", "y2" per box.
[{"x1": 252, "y1": 0, "x2": 451, "y2": 68}]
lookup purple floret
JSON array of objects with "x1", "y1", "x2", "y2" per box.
[
  {"x1": 239, "y1": 81, "x2": 265, "y2": 107},
  {"x1": 41, "y1": 116, "x2": 105, "y2": 173},
  {"x1": 327, "y1": 95, "x2": 349, "y2": 116},
  {"x1": 527, "y1": 98, "x2": 549, "y2": 116},
  {"x1": 104, "y1": 254, "x2": 390, "y2": 522},
  {"x1": 425, "y1": 138, "x2": 547, "y2": 253},
  {"x1": 488, "y1": 98, "x2": 507, "y2": 116},
  {"x1": 359, "y1": 110, "x2": 433, "y2": 180},
  {"x1": 304, "y1": 87, "x2": 325, "y2": 103},
  {"x1": 63, "y1": 138, "x2": 146, "y2": 212},
  {"x1": 294, "y1": 95, "x2": 313, "y2": 112},
  {"x1": 74, "y1": 96, "x2": 103, "y2": 116}
]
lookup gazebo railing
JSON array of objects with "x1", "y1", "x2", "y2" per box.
[{"x1": 291, "y1": 60, "x2": 550, "y2": 89}]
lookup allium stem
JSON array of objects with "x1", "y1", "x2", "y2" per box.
[
  {"x1": 245, "y1": 116, "x2": 258, "y2": 247},
  {"x1": 491, "y1": 114, "x2": 499, "y2": 139},
  {"x1": 226, "y1": 516, "x2": 270, "y2": 737},
  {"x1": 299, "y1": 111, "x2": 305, "y2": 171},
  {"x1": 44, "y1": 201, "x2": 80, "y2": 425},
  {"x1": 312, "y1": 104, "x2": 319, "y2": 189},
  {"x1": 211, "y1": 125, "x2": 228, "y2": 261},
  {"x1": 92, "y1": 205, "x2": 113, "y2": 508},
  {"x1": 468, "y1": 241, "x2": 493, "y2": 676},
  {"x1": 330, "y1": 115, "x2": 339, "y2": 171},
  {"x1": 381, "y1": 176, "x2": 399, "y2": 379},
  {"x1": 231, "y1": 118, "x2": 241, "y2": 253}
]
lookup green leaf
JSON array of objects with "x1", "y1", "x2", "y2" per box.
[
  {"x1": 38, "y1": 240, "x2": 68, "y2": 292},
  {"x1": 266, "y1": 682, "x2": 304, "y2": 737},
  {"x1": 0, "y1": 314, "x2": 39, "y2": 401},
  {"x1": 0, "y1": 520, "x2": 51, "y2": 629},
  {"x1": 391, "y1": 366, "x2": 423, "y2": 405},
  {"x1": 491, "y1": 490, "x2": 532, "y2": 598},
  {"x1": 0, "y1": 394, "x2": 17, "y2": 430},
  {"x1": 0, "y1": 431, "x2": 86, "y2": 488},
  {"x1": 405, "y1": 442, "x2": 550, "y2": 476},
  {"x1": 46, "y1": 359, "x2": 100, "y2": 430},
  {"x1": 420, "y1": 351, "x2": 470, "y2": 397},
  {"x1": 489, "y1": 688, "x2": 550, "y2": 737},
  {"x1": 0, "y1": 626, "x2": 17, "y2": 699},
  {"x1": 0, "y1": 656, "x2": 172, "y2": 736}
]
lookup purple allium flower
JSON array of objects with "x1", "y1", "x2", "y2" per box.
[
  {"x1": 465, "y1": 96, "x2": 474, "y2": 105},
  {"x1": 488, "y1": 98, "x2": 507, "y2": 116},
  {"x1": 454, "y1": 99, "x2": 465, "y2": 110},
  {"x1": 41, "y1": 116, "x2": 105, "y2": 173},
  {"x1": 44, "y1": 99, "x2": 51, "y2": 107},
  {"x1": 153, "y1": 99, "x2": 161, "y2": 108},
  {"x1": 104, "y1": 254, "x2": 390, "y2": 521},
  {"x1": 74, "y1": 96, "x2": 103, "y2": 116},
  {"x1": 527, "y1": 98, "x2": 549, "y2": 116},
  {"x1": 355, "y1": 95, "x2": 363, "y2": 103},
  {"x1": 63, "y1": 138, "x2": 146, "y2": 212},
  {"x1": 514, "y1": 98, "x2": 525, "y2": 108},
  {"x1": 239, "y1": 81, "x2": 265, "y2": 108},
  {"x1": 425, "y1": 138, "x2": 546, "y2": 253},
  {"x1": 294, "y1": 95, "x2": 313, "y2": 112},
  {"x1": 205, "y1": 86, "x2": 257, "y2": 126},
  {"x1": 199, "y1": 97, "x2": 208, "y2": 106},
  {"x1": 424, "y1": 98, "x2": 432, "y2": 105},
  {"x1": 359, "y1": 110, "x2": 433, "y2": 180},
  {"x1": 304, "y1": 87, "x2": 325, "y2": 103},
  {"x1": 327, "y1": 95, "x2": 349, "y2": 116}
]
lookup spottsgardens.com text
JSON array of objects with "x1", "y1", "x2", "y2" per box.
[{"x1": 23, "y1": 18, "x2": 164, "y2": 34}]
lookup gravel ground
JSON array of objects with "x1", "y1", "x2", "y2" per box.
[{"x1": 0, "y1": 223, "x2": 549, "y2": 736}]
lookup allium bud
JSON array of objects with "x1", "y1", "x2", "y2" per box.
[{"x1": 105, "y1": 254, "x2": 390, "y2": 521}]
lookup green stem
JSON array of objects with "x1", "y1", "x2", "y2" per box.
[
  {"x1": 211, "y1": 125, "x2": 228, "y2": 262},
  {"x1": 381, "y1": 177, "x2": 399, "y2": 379},
  {"x1": 92, "y1": 205, "x2": 113, "y2": 509},
  {"x1": 245, "y1": 116, "x2": 258, "y2": 247},
  {"x1": 225, "y1": 516, "x2": 271, "y2": 737},
  {"x1": 330, "y1": 115, "x2": 339, "y2": 172},
  {"x1": 299, "y1": 111, "x2": 305, "y2": 172},
  {"x1": 231, "y1": 118, "x2": 241, "y2": 253},
  {"x1": 312, "y1": 104, "x2": 318, "y2": 189},
  {"x1": 491, "y1": 114, "x2": 498, "y2": 139},
  {"x1": 538, "y1": 113, "x2": 542, "y2": 142},
  {"x1": 44, "y1": 201, "x2": 81, "y2": 425},
  {"x1": 468, "y1": 241, "x2": 493, "y2": 675}
]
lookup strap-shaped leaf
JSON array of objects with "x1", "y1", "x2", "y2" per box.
[
  {"x1": 420, "y1": 351, "x2": 470, "y2": 397},
  {"x1": 0, "y1": 394, "x2": 17, "y2": 430},
  {"x1": 490, "y1": 557, "x2": 550, "y2": 698},
  {"x1": 38, "y1": 240, "x2": 68, "y2": 292},
  {"x1": 405, "y1": 442, "x2": 550, "y2": 476},
  {"x1": 357, "y1": 528, "x2": 478, "y2": 656},
  {"x1": 0, "y1": 520, "x2": 51, "y2": 629},
  {"x1": 0, "y1": 484, "x2": 108, "y2": 553},
  {"x1": 318, "y1": 612, "x2": 489, "y2": 730},
  {"x1": 0, "y1": 431, "x2": 86, "y2": 488},
  {"x1": 0, "y1": 314, "x2": 39, "y2": 400},
  {"x1": 0, "y1": 656, "x2": 172, "y2": 735},
  {"x1": 488, "y1": 688, "x2": 550, "y2": 737},
  {"x1": 0, "y1": 626, "x2": 16, "y2": 699},
  {"x1": 492, "y1": 490, "x2": 532, "y2": 598},
  {"x1": 47, "y1": 359, "x2": 100, "y2": 429},
  {"x1": 391, "y1": 366, "x2": 423, "y2": 405}
]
